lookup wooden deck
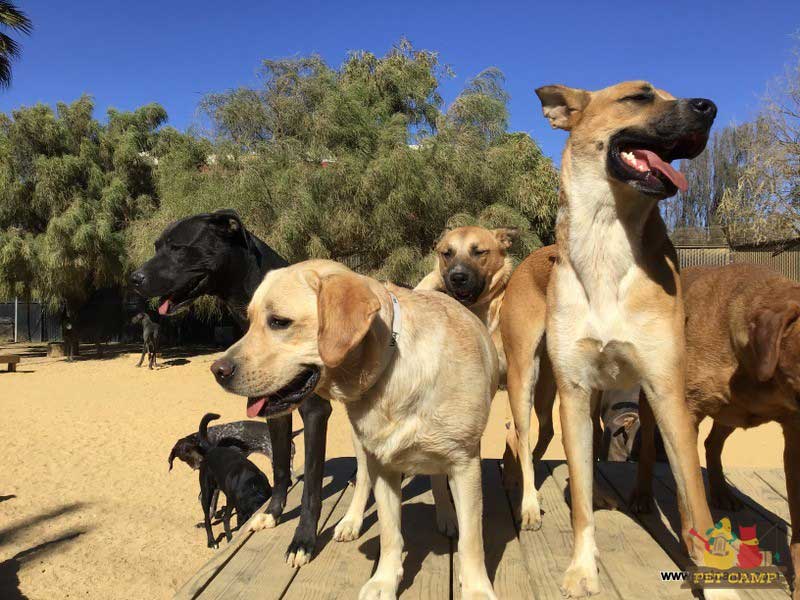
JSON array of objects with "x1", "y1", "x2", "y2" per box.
[{"x1": 176, "y1": 459, "x2": 793, "y2": 599}]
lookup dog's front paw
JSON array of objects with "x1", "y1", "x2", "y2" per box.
[
  {"x1": 358, "y1": 578, "x2": 398, "y2": 600},
  {"x1": 628, "y1": 488, "x2": 654, "y2": 514},
  {"x1": 247, "y1": 513, "x2": 276, "y2": 532},
  {"x1": 518, "y1": 493, "x2": 543, "y2": 531},
  {"x1": 285, "y1": 533, "x2": 316, "y2": 568},
  {"x1": 560, "y1": 562, "x2": 599, "y2": 598},
  {"x1": 333, "y1": 516, "x2": 363, "y2": 542},
  {"x1": 435, "y1": 506, "x2": 458, "y2": 538},
  {"x1": 207, "y1": 541, "x2": 219, "y2": 550}
]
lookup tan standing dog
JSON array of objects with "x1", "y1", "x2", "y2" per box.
[
  {"x1": 334, "y1": 225, "x2": 517, "y2": 542},
  {"x1": 210, "y1": 259, "x2": 499, "y2": 599},
  {"x1": 503, "y1": 80, "x2": 737, "y2": 599},
  {"x1": 634, "y1": 263, "x2": 800, "y2": 599}
]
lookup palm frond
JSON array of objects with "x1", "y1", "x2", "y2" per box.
[{"x1": 0, "y1": 1, "x2": 32, "y2": 34}]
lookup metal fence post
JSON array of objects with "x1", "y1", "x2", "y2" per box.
[{"x1": 13, "y1": 297, "x2": 18, "y2": 343}]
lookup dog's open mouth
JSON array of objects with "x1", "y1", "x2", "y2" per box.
[
  {"x1": 157, "y1": 275, "x2": 209, "y2": 316},
  {"x1": 608, "y1": 130, "x2": 708, "y2": 197},
  {"x1": 246, "y1": 367, "x2": 321, "y2": 418}
]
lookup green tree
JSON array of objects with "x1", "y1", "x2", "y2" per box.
[
  {"x1": 0, "y1": 1, "x2": 31, "y2": 89},
  {"x1": 0, "y1": 96, "x2": 172, "y2": 336},
  {"x1": 134, "y1": 40, "x2": 558, "y2": 287}
]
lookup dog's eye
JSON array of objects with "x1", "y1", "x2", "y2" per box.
[
  {"x1": 268, "y1": 316, "x2": 293, "y2": 330},
  {"x1": 441, "y1": 250, "x2": 453, "y2": 259},
  {"x1": 620, "y1": 93, "x2": 654, "y2": 103},
  {"x1": 474, "y1": 249, "x2": 489, "y2": 256}
]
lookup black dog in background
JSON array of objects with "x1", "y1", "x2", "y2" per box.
[
  {"x1": 131, "y1": 312, "x2": 160, "y2": 369},
  {"x1": 169, "y1": 419, "x2": 282, "y2": 471},
  {"x1": 197, "y1": 413, "x2": 271, "y2": 548},
  {"x1": 130, "y1": 209, "x2": 331, "y2": 562}
]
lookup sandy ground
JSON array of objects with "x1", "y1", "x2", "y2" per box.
[{"x1": 0, "y1": 343, "x2": 786, "y2": 600}]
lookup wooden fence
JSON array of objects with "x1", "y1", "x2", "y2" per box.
[{"x1": 675, "y1": 244, "x2": 800, "y2": 281}]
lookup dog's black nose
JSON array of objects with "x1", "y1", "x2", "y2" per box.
[
  {"x1": 130, "y1": 270, "x2": 146, "y2": 288},
  {"x1": 210, "y1": 358, "x2": 236, "y2": 382},
  {"x1": 688, "y1": 98, "x2": 717, "y2": 120},
  {"x1": 449, "y1": 271, "x2": 469, "y2": 286}
]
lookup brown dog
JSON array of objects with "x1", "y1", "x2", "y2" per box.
[
  {"x1": 334, "y1": 225, "x2": 517, "y2": 541},
  {"x1": 634, "y1": 263, "x2": 800, "y2": 599},
  {"x1": 502, "y1": 81, "x2": 735, "y2": 599}
]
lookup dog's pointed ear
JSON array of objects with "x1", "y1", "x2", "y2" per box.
[
  {"x1": 746, "y1": 303, "x2": 800, "y2": 382},
  {"x1": 310, "y1": 272, "x2": 381, "y2": 368},
  {"x1": 493, "y1": 227, "x2": 519, "y2": 250},
  {"x1": 207, "y1": 209, "x2": 252, "y2": 251},
  {"x1": 535, "y1": 85, "x2": 591, "y2": 131}
]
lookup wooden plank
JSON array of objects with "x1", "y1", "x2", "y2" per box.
[
  {"x1": 454, "y1": 461, "x2": 535, "y2": 600},
  {"x1": 508, "y1": 461, "x2": 574, "y2": 600},
  {"x1": 595, "y1": 462, "x2": 696, "y2": 599},
  {"x1": 282, "y1": 462, "x2": 378, "y2": 600},
  {"x1": 521, "y1": 460, "x2": 620, "y2": 599},
  {"x1": 726, "y1": 469, "x2": 791, "y2": 525},
  {"x1": 398, "y1": 475, "x2": 452, "y2": 600},
  {"x1": 0, "y1": 354, "x2": 20, "y2": 363},
  {"x1": 191, "y1": 459, "x2": 353, "y2": 600},
  {"x1": 652, "y1": 464, "x2": 788, "y2": 600},
  {"x1": 174, "y1": 476, "x2": 303, "y2": 600},
  {"x1": 753, "y1": 469, "x2": 789, "y2": 503}
]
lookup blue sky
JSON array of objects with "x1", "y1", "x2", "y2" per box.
[{"x1": 1, "y1": 1, "x2": 799, "y2": 161}]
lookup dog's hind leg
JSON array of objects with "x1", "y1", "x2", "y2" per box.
[
  {"x1": 531, "y1": 347, "x2": 557, "y2": 464},
  {"x1": 137, "y1": 344, "x2": 146, "y2": 367},
  {"x1": 504, "y1": 332, "x2": 543, "y2": 530},
  {"x1": 450, "y1": 456, "x2": 497, "y2": 599},
  {"x1": 200, "y1": 472, "x2": 218, "y2": 549},
  {"x1": 223, "y1": 504, "x2": 234, "y2": 542},
  {"x1": 334, "y1": 426, "x2": 370, "y2": 542},
  {"x1": 631, "y1": 391, "x2": 657, "y2": 513},
  {"x1": 431, "y1": 474, "x2": 458, "y2": 538},
  {"x1": 286, "y1": 395, "x2": 332, "y2": 567},
  {"x1": 263, "y1": 413, "x2": 293, "y2": 528}
]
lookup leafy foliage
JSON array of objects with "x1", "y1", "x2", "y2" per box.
[
  {"x1": 136, "y1": 41, "x2": 558, "y2": 286},
  {"x1": 0, "y1": 1, "x2": 31, "y2": 88}
]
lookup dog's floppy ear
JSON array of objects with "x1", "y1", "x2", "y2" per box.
[
  {"x1": 746, "y1": 303, "x2": 800, "y2": 382},
  {"x1": 535, "y1": 85, "x2": 591, "y2": 131},
  {"x1": 493, "y1": 227, "x2": 519, "y2": 250},
  {"x1": 310, "y1": 272, "x2": 381, "y2": 368},
  {"x1": 207, "y1": 209, "x2": 252, "y2": 250}
]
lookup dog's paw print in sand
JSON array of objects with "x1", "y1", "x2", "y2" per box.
[{"x1": 247, "y1": 513, "x2": 277, "y2": 532}]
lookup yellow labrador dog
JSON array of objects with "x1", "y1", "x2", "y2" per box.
[
  {"x1": 211, "y1": 259, "x2": 499, "y2": 600},
  {"x1": 503, "y1": 81, "x2": 736, "y2": 599},
  {"x1": 334, "y1": 226, "x2": 517, "y2": 542}
]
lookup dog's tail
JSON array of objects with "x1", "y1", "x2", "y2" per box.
[{"x1": 198, "y1": 413, "x2": 221, "y2": 450}]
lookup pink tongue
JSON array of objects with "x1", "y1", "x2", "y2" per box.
[
  {"x1": 247, "y1": 398, "x2": 267, "y2": 418},
  {"x1": 158, "y1": 298, "x2": 171, "y2": 316},
  {"x1": 633, "y1": 149, "x2": 688, "y2": 193}
]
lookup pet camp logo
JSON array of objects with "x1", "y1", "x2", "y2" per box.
[{"x1": 677, "y1": 517, "x2": 788, "y2": 590}]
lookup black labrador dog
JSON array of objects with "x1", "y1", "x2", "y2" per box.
[
  {"x1": 130, "y1": 209, "x2": 331, "y2": 563},
  {"x1": 131, "y1": 312, "x2": 160, "y2": 369},
  {"x1": 197, "y1": 413, "x2": 272, "y2": 548}
]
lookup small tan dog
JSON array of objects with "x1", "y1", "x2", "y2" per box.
[
  {"x1": 334, "y1": 225, "x2": 516, "y2": 542},
  {"x1": 211, "y1": 259, "x2": 499, "y2": 599},
  {"x1": 634, "y1": 263, "x2": 800, "y2": 599},
  {"x1": 502, "y1": 80, "x2": 737, "y2": 599}
]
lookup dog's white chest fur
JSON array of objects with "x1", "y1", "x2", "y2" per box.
[{"x1": 550, "y1": 183, "x2": 647, "y2": 391}]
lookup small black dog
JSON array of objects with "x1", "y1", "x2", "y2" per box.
[
  {"x1": 168, "y1": 420, "x2": 296, "y2": 472},
  {"x1": 198, "y1": 413, "x2": 272, "y2": 548},
  {"x1": 131, "y1": 312, "x2": 160, "y2": 369}
]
